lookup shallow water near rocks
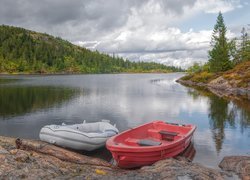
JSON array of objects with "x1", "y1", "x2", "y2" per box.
[{"x1": 0, "y1": 73, "x2": 249, "y2": 168}]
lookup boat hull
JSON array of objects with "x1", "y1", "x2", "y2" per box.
[
  {"x1": 106, "y1": 121, "x2": 196, "y2": 168},
  {"x1": 40, "y1": 121, "x2": 118, "y2": 151},
  {"x1": 111, "y1": 134, "x2": 193, "y2": 168},
  {"x1": 40, "y1": 129, "x2": 107, "y2": 151}
]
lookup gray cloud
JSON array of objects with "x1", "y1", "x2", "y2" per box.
[
  {"x1": 0, "y1": 0, "x2": 198, "y2": 39},
  {"x1": 0, "y1": 0, "x2": 125, "y2": 38},
  {"x1": 0, "y1": 0, "x2": 241, "y2": 68},
  {"x1": 160, "y1": 0, "x2": 196, "y2": 15},
  {"x1": 117, "y1": 48, "x2": 209, "y2": 68}
]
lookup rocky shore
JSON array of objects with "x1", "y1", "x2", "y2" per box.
[
  {"x1": 176, "y1": 77, "x2": 250, "y2": 100},
  {"x1": 0, "y1": 136, "x2": 249, "y2": 179},
  {"x1": 176, "y1": 61, "x2": 250, "y2": 100}
]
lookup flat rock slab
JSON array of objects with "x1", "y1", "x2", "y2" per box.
[
  {"x1": 219, "y1": 156, "x2": 250, "y2": 180},
  {"x1": 113, "y1": 157, "x2": 224, "y2": 180},
  {"x1": 0, "y1": 136, "x2": 248, "y2": 179}
]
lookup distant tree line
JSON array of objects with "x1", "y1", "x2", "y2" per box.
[
  {"x1": 188, "y1": 12, "x2": 250, "y2": 73},
  {"x1": 0, "y1": 25, "x2": 182, "y2": 74}
]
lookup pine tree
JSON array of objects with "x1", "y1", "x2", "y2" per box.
[
  {"x1": 239, "y1": 27, "x2": 250, "y2": 62},
  {"x1": 208, "y1": 12, "x2": 231, "y2": 72}
]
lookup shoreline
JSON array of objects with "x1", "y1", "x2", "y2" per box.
[
  {"x1": 0, "y1": 136, "x2": 249, "y2": 179},
  {"x1": 0, "y1": 71, "x2": 180, "y2": 76},
  {"x1": 176, "y1": 61, "x2": 250, "y2": 100},
  {"x1": 176, "y1": 78, "x2": 250, "y2": 100}
]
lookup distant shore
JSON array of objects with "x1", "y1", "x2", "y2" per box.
[{"x1": 0, "y1": 71, "x2": 178, "y2": 76}]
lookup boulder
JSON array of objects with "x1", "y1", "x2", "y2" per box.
[{"x1": 219, "y1": 156, "x2": 250, "y2": 180}]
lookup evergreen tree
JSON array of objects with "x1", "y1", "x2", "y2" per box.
[
  {"x1": 208, "y1": 12, "x2": 231, "y2": 72},
  {"x1": 228, "y1": 38, "x2": 239, "y2": 66},
  {"x1": 239, "y1": 27, "x2": 250, "y2": 62}
]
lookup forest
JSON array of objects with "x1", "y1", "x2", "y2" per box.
[{"x1": 0, "y1": 25, "x2": 182, "y2": 74}]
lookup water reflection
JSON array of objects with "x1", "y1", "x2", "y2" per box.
[
  {"x1": 0, "y1": 78, "x2": 20, "y2": 84},
  {"x1": 0, "y1": 86, "x2": 80, "y2": 118},
  {"x1": 234, "y1": 100, "x2": 250, "y2": 132},
  {"x1": 209, "y1": 96, "x2": 233, "y2": 153},
  {"x1": 187, "y1": 87, "x2": 250, "y2": 153},
  {"x1": 0, "y1": 74, "x2": 249, "y2": 167},
  {"x1": 180, "y1": 141, "x2": 196, "y2": 161}
]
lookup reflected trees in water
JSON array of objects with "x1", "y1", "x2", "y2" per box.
[
  {"x1": 0, "y1": 86, "x2": 80, "y2": 118},
  {"x1": 187, "y1": 87, "x2": 250, "y2": 153},
  {"x1": 208, "y1": 96, "x2": 233, "y2": 153}
]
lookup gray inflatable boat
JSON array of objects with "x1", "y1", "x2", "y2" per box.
[{"x1": 39, "y1": 120, "x2": 119, "y2": 151}]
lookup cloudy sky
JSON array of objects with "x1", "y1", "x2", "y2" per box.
[{"x1": 0, "y1": 0, "x2": 249, "y2": 68}]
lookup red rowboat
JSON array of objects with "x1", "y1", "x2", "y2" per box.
[{"x1": 106, "y1": 120, "x2": 196, "y2": 168}]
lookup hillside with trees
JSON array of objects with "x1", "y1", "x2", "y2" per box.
[{"x1": 0, "y1": 25, "x2": 181, "y2": 74}]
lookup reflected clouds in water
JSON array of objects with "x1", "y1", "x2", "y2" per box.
[{"x1": 0, "y1": 73, "x2": 249, "y2": 167}]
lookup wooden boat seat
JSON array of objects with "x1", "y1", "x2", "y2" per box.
[
  {"x1": 159, "y1": 130, "x2": 178, "y2": 136},
  {"x1": 159, "y1": 130, "x2": 179, "y2": 141},
  {"x1": 138, "y1": 139, "x2": 162, "y2": 146}
]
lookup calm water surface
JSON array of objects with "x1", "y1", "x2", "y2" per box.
[{"x1": 0, "y1": 73, "x2": 249, "y2": 167}]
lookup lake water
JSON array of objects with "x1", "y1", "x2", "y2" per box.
[{"x1": 0, "y1": 73, "x2": 249, "y2": 168}]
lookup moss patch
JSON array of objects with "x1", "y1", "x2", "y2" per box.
[{"x1": 180, "y1": 72, "x2": 216, "y2": 83}]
